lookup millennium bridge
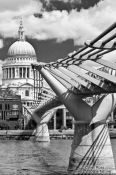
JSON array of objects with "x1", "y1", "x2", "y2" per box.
[{"x1": 23, "y1": 23, "x2": 116, "y2": 174}]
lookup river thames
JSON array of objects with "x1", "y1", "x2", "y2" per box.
[{"x1": 0, "y1": 139, "x2": 116, "y2": 175}]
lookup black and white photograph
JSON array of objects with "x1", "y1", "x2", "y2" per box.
[{"x1": 0, "y1": 0, "x2": 116, "y2": 174}]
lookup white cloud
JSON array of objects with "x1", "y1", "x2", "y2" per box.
[
  {"x1": 25, "y1": 0, "x2": 116, "y2": 45},
  {"x1": 0, "y1": 0, "x2": 116, "y2": 46},
  {"x1": 18, "y1": 0, "x2": 116, "y2": 45},
  {"x1": 0, "y1": 0, "x2": 41, "y2": 37}
]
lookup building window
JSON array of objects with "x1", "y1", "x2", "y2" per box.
[
  {"x1": 9, "y1": 68, "x2": 11, "y2": 79},
  {"x1": 25, "y1": 90, "x2": 29, "y2": 96},
  {"x1": 23, "y1": 67, "x2": 26, "y2": 78},
  {"x1": 8, "y1": 104, "x2": 10, "y2": 110},
  {"x1": 27, "y1": 68, "x2": 29, "y2": 78},
  {"x1": 6, "y1": 68, "x2": 8, "y2": 79},
  {"x1": 5, "y1": 104, "x2": 7, "y2": 110},
  {"x1": 0, "y1": 104, "x2": 2, "y2": 110},
  {"x1": 12, "y1": 68, "x2": 15, "y2": 78},
  {"x1": 4, "y1": 111, "x2": 5, "y2": 120},
  {"x1": 19, "y1": 67, "x2": 22, "y2": 78},
  {"x1": 5, "y1": 104, "x2": 10, "y2": 110}
]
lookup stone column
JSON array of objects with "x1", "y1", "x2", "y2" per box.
[
  {"x1": 26, "y1": 67, "x2": 27, "y2": 79},
  {"x1": 35, "y1": 123, "x2": 50, "y2": 142},
  {"x1": 9, "y1": 68, "x2": 11, "y2": 79},
  {"x1": 3, "y1": 69, "x2": 5, "y2": 79},
  {"x1": 15, "y1": 67, "x2": 17, "y2": 78},
  {"x1": 6, "y1": 69, "x2": 7, "y2": 79},
  {"x1": 63, "y1": 108, "x2": 66, "y2": 128},
  {"x1": 14, "y1": 68, "x2": 15, "y2": 78},
  {"x1": 22, "y1": 67, "x2": 23, "y2": 78},
  {"x1": 11, "y1": 68, "x2": 13, "y2": 79},
  {"x1": 28, "y1": 67, "x2": 30, "y2": 78},
  {"x1": 2, "y1": 69, "x2": 4, "y2": 79},
  {"x1": 6, "y1": 68, "x2": 7, "y2": 79},
  {"x1": 53, "y1": 112, "x2": 57, "y2": 130},
  {"x1": 10, "y1": 68, "x2": 12, "y2": 78},
  {"x1": 8, "y1": 68, "x2": 9, "y2": 79},
  {"x1": 72, "y1": 118, "x2": 75, "y2": 130},
  {"x1": 15, "y1": 67, "x2": 18, "y2": 78},
  {"x1": 19, "y1": 67, "x2": 21, "y2": 78},
  {"x1": 30, "y1": 68, "x2": 33, "y2": 78}
]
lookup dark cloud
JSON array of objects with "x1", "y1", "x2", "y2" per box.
[
  {"x1": 34, "y1": 13, "x2": 43, "y2": 18},
  {"x1": 36, "y1": 0, "x2": 102, "y2": 13},
  {"x1": 0, "y1": 37, "x2": 16, "y2": 60}
]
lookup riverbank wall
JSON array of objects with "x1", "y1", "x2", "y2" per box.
[
  {"x1": 0, "y1": 129, "x2": 74, "y2": 140},
  {"x1": 0, "y1": 128, "x2": 115, "y2": 140}
]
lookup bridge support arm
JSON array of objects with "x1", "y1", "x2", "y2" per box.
[{"x1": 33, "y1": 96, "x2": 62, "y2": 123}]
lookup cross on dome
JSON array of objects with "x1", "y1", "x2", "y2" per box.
[{"x1": 18, "y1": 18, "x2": 25, "y2": 41}]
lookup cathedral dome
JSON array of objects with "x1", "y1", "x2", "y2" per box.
[
  {"x1": 8, "y1": 19, "x2": 36, "y2": 57},
  {"x1": 8, "y1": 40, "x2": 36, "y2": 56}
]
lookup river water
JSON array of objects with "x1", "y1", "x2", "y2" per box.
[{"x1": 0, "y1": 139, "x2": 116, "y2": 175}]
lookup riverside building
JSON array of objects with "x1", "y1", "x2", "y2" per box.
[
  {"x1": 0, "y1": 92, "x2": 22, "y2": 130},
  {"x1": 2, "y1": 20, "x2": 37, "y2": 107}
]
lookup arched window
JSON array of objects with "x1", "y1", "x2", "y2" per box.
[{"x1": 25, "y1": 90, "x2": 29, "y2": 96}]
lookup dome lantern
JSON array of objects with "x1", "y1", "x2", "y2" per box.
[
  {"x1": 18, "y1": 18, "x2": 25, "y2": 41},
  {"x1": 7, "y1": 19, "x2": 36, "y2": 57}
]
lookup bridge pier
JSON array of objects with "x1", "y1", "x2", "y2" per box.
[
  {"x1": 35, "y1": 123, "x2": 50, "y2": 142},
  {"x1": 68, "y1": 122, "x2": 115, "y2": 174},
  {"x1": 33, "y1": 108, "x2": 58, "y2": 142}
]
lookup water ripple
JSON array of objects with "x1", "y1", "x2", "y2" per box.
[{"x1": 0, "y1": 140, "x2": 72, "y2": 175}]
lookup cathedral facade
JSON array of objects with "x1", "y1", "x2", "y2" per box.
[{"x1": 2, "y1": 20, "x2": 38, "y2": 106}]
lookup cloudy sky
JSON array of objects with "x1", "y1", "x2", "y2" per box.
[{"x1": 0, "y1": 0, "x2": 116, "y2": 83}]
